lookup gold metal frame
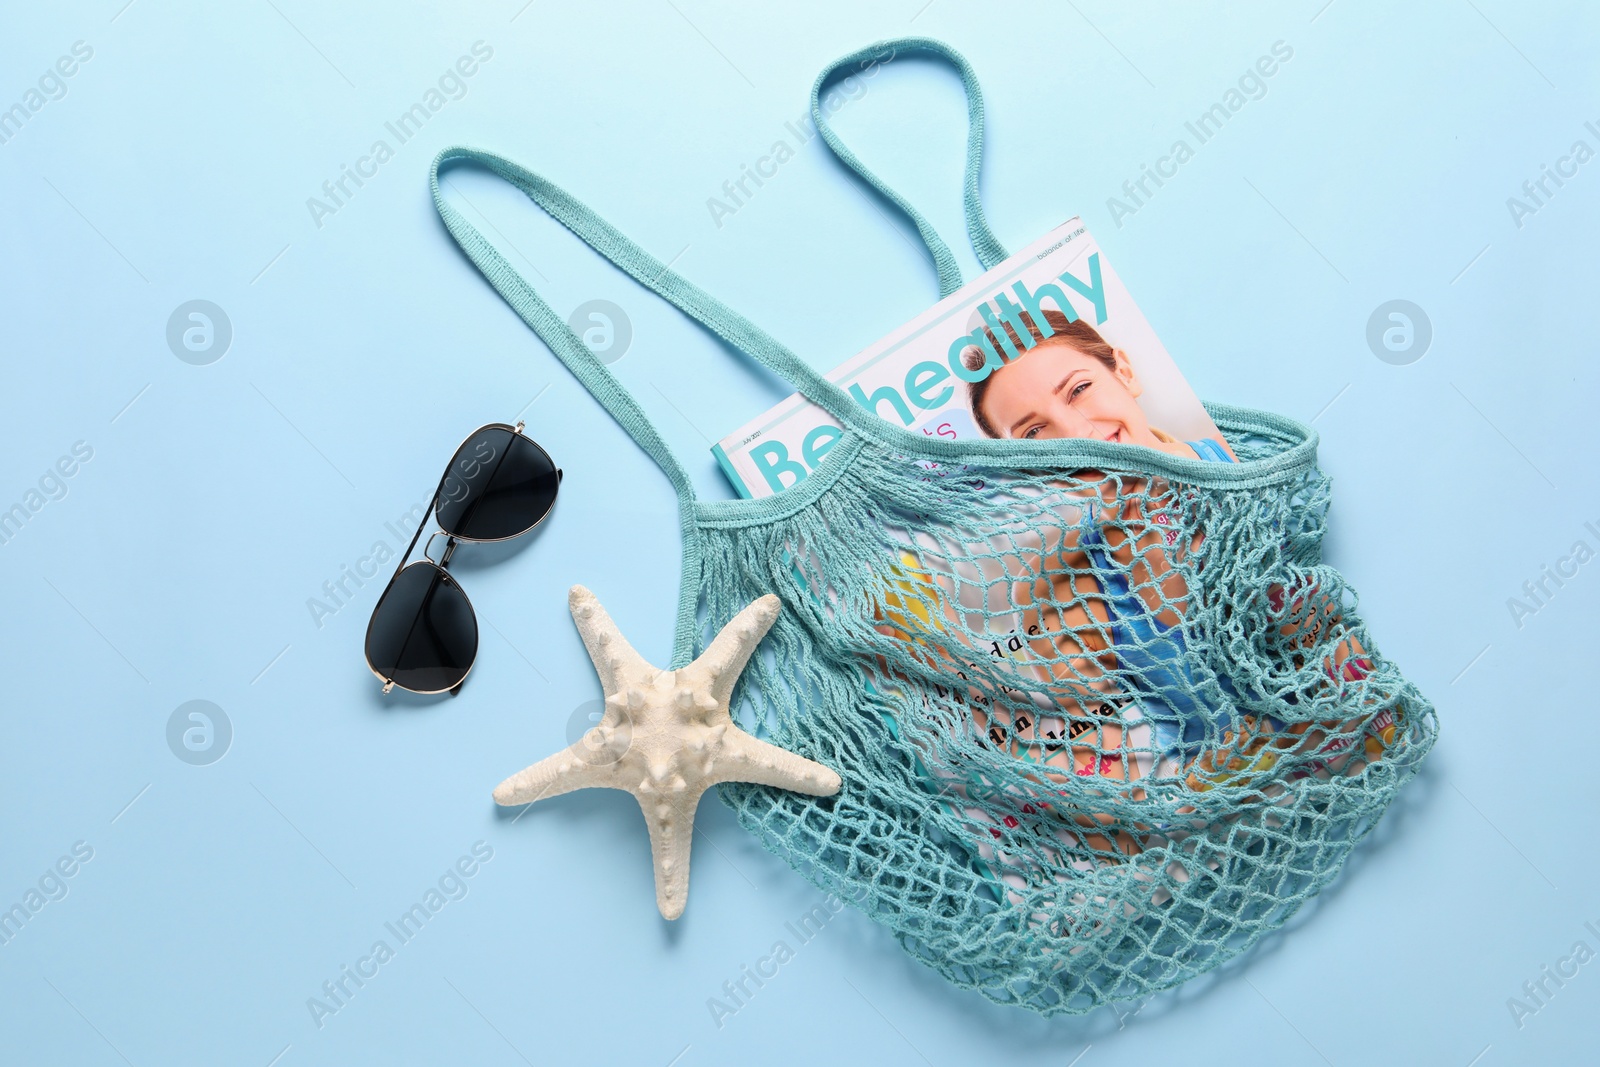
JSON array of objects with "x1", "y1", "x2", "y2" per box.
[{"x1": 364, "y1": 420, "x2": 562, "y2": 695}]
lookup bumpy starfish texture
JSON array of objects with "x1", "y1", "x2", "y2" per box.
[{"x1": 493, "y1": 585, "x2": 841, "y2": 920}]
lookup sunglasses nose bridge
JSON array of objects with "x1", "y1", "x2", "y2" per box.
[{"x1": 424, "y1": 529, "x2": 458, "y2": 566}]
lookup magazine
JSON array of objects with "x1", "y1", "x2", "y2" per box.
[
  {"x1": 708, "y1": 221, "x2": 1392, "y2": 906},
  {"x1": 711, "y1": 218, "x2": 1227, "y2": 498}
]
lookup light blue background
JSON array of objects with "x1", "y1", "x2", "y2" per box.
[{"x1": 2, "y1": 1, "x2": 1596, "y2": 1064}]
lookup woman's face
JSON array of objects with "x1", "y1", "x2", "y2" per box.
[{"x1": 980, "y1": 342, "x2": 1157, "y2": 445}]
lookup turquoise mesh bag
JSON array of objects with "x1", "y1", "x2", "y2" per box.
[{"x1": 430, "y1": 37, "x2": 1436, "y2": 1016}]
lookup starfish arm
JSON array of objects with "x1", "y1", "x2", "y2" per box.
[
  {"x1": 568, "y1": 585, "x2": 653, "y2": 693},
  {"x1": 691, "y1": 594, "x2": 781, "y2": 705},
  {"x1": 713, "y1": 728, "x2": 842, "y2": 797},
  {"x1": 636, "y1": 785, "x2": 705, "y2": 920},
  {"x1": 492, "y1": 744, "x2": 620, "y2": 806}
]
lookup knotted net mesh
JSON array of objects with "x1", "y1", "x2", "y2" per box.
[{"x1": 701, "y1": 409, "x2": 1436, "y2": 1015}]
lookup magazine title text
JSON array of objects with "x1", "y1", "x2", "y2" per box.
[{"x1": 749, "y1": 253, "x2": 1109, "y2": 493}]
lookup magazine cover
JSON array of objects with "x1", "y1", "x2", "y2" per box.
[
  {"x1": 712, "y1": 219, "x2": 1227, "y2": 499},
  {"x1": 714, "y1": 221, "x2": 1390, "y2": 908}
]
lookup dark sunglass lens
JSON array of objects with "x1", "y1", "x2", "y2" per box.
[
  {"x1": 365, "y1": 562, "x2": 478, "y2": 692},
  {"x1": 434, "y1": 427, "x2": 559, "y2": 541}
]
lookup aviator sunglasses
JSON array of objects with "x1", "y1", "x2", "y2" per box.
[{"x1": 365, "y1": 421, "x2": 561, "y2": 694}]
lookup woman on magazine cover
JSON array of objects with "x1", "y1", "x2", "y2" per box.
[
  {"x1": 865, "y1": 308, "x2": 1397, "y2": 922},
  {"x1": 958, "y1": 309, "x2": 1381, "y2": 803}
]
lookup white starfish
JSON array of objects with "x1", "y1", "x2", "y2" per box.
[{"x1": 493, "y1": 585, "x2": 841, "y2": 919}]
